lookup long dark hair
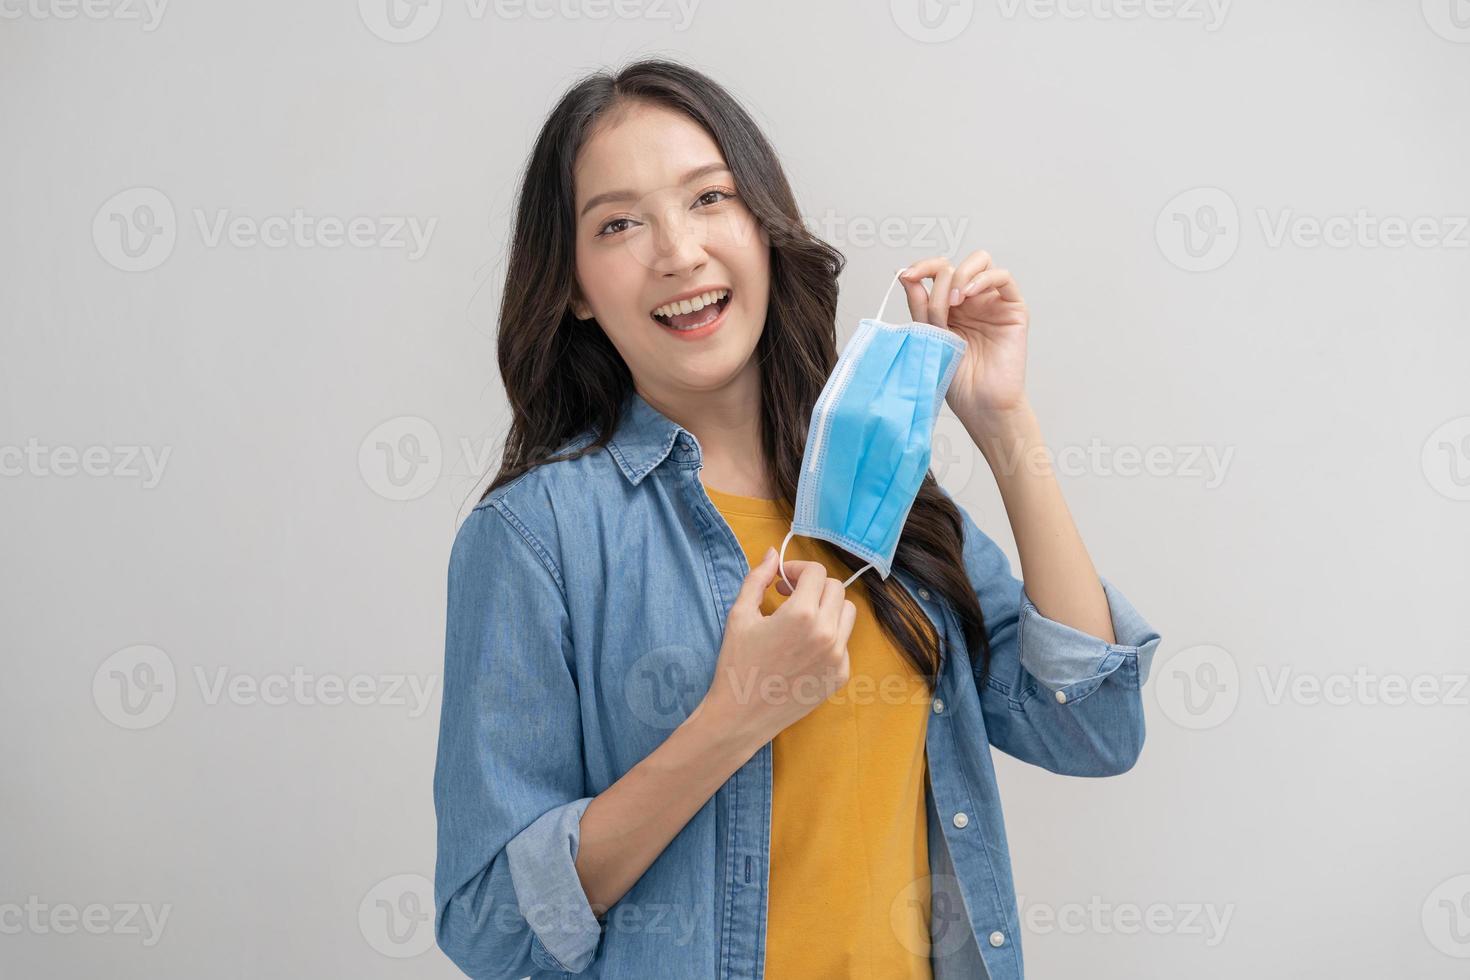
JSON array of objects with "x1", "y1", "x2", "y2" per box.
[{"x1": 483, "y1": 57, "x2": 991, "y2": 688}]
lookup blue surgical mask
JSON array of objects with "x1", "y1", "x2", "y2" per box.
[{"x1": 778, "y1": 268, "x2": 967, "y2": 590}]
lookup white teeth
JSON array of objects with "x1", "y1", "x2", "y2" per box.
[{"x1": 652, "y1": 288, "x2": 729, "y2": 319}]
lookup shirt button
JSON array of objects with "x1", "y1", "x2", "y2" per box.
[
  {"x1": 1054, "y1": 689, "x2": 1068, "y2": 704},
  {"x1": 918, "y1": 588, "x2": 931, "y2": 600},
  {"x1": 952, "y1": 812, "x2": 968, "y2": 829},
  {"x1": 932, "y1": 698, "x2": 945, "y2": 714},
  {"x1": 988, "y1": 930, "x2": 1006, "y2": 947}
]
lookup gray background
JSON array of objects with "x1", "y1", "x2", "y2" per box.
[{"x1": 3, "y1": 1, "x2": 1468, "y2": 977}]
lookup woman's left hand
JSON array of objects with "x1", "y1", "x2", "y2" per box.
[{"x1": 898, "y1": 251, "x2": 1030, "y2": 429}]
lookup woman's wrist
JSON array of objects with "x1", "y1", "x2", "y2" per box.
[
  {"x1": 959, "y1": 398, "x2": 1042, "y2": 476},
  {"x1": 682, "y1": 696, "x2": 767, "y2": 767}
]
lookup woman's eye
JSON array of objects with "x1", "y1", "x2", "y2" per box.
[
  {"x1": 595, "y1": 190, "x2": 734, "y2": 238},
  {"x1": 596, "y1": 217, "x2": 635, "y2": 238}
]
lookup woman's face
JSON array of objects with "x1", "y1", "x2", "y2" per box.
[{"x1": 571, "y1": 102, "x2": 771, "y2": 398}]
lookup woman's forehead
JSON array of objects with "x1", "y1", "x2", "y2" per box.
[{"x1": 575, "y1": 106, "x2": 728, "y2": 208}]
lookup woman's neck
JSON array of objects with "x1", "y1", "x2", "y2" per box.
[{"x1": 637, "y1": 366, "x2": 775, "y2": 499}]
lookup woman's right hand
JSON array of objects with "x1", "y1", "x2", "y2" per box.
[{"x1": 692, "y1": 547, "x2": 858, "y2": 750}]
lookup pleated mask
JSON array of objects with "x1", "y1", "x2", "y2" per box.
[{"x1": 778, "y1": 268, "x2": 967, "y2": 590}]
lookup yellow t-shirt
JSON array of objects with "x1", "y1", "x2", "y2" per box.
[{"x1": 703, "y1": 481, "x2": 936, "y2": 980}]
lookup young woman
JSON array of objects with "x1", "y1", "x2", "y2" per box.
[{"x1": 433, "y1": 58, "x2": 1162, "y2": 980}]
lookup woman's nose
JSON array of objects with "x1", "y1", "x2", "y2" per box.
[{"x1": 649, "y1": 209, "x2": 708, "y2": 272}]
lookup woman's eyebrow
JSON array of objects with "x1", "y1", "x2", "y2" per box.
[{"x1": 578, "y1": 162, "x2": 732, "y2": 219}]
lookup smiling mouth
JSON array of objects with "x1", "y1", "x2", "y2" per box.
[{"x1": 651, "y1": 290, "x2": 732, "y2": 331}]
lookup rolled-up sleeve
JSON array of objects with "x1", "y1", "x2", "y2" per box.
[
  {"x1": 433, "y1": 502, "x2": 604, "y2": 978},
  {"x1": 947, "y1": 490, "x2": 1163, "y2": 777}
]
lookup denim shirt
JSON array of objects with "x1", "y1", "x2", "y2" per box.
[{"x1": 433, "y1": 389, "x2": 1163, "y2": 980}]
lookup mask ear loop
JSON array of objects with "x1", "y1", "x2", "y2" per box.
[
  {"x1": 873, "y1": 266, "x2": 907, "y2": 323},
  {"x1": 778, "y1": 529, "x2": 875, "y2": 591}
]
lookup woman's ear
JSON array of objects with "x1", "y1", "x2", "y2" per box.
[{"x1": 569, "y1": 288, "x2": 594, "y2": 321}]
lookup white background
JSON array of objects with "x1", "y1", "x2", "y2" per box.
[{"x1": 3, "y1": 1, "x2": 1469, "y2": 977}]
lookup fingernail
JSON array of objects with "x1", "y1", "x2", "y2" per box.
[
  {"x1": 899, "y1": 266, "x2": 911, "y2": 279},
  {"x1": 949, "y1": 287, "x2": 960, "y2": 305}
]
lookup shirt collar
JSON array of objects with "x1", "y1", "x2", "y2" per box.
[{"x1": 605, "y1": 388, "x2": 693, "y2": 485}]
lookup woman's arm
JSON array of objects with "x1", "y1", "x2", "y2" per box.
[
  {"x1": 961, "y1": 396, "x2": 1116, "y2": 645},
  {"x1": 574, "y1": 704, "x2": 760, "y2": 915},
  {"x1": 435, "y1": 505, "x2": 602, "y2": 978},
  {"x1": 580, "y1": 545, "x2": 858, "y2": 913},
  {"x1": 435, "y1": 501, "x2": 770, "y2": 978},
  {"x1": 901, "y1": 253, "x2": 1160, "y2": 775},
  {"x1": 938, "y1": 476, "x2": 1162, "y2": 777},
  {"x1": 898, "y1": 254, "x2": 1114, "y2": 642},
  {"x1": 950, "y1": 400, "x2": 1164, "y2": 777}
]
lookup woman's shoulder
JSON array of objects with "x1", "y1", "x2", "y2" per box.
[
  {"x1": 477, "y1": 430, "x2": 614, "y2": 509},
  {"x1": 465, "y1": 429, "x2": 634, "y2": 556}
]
